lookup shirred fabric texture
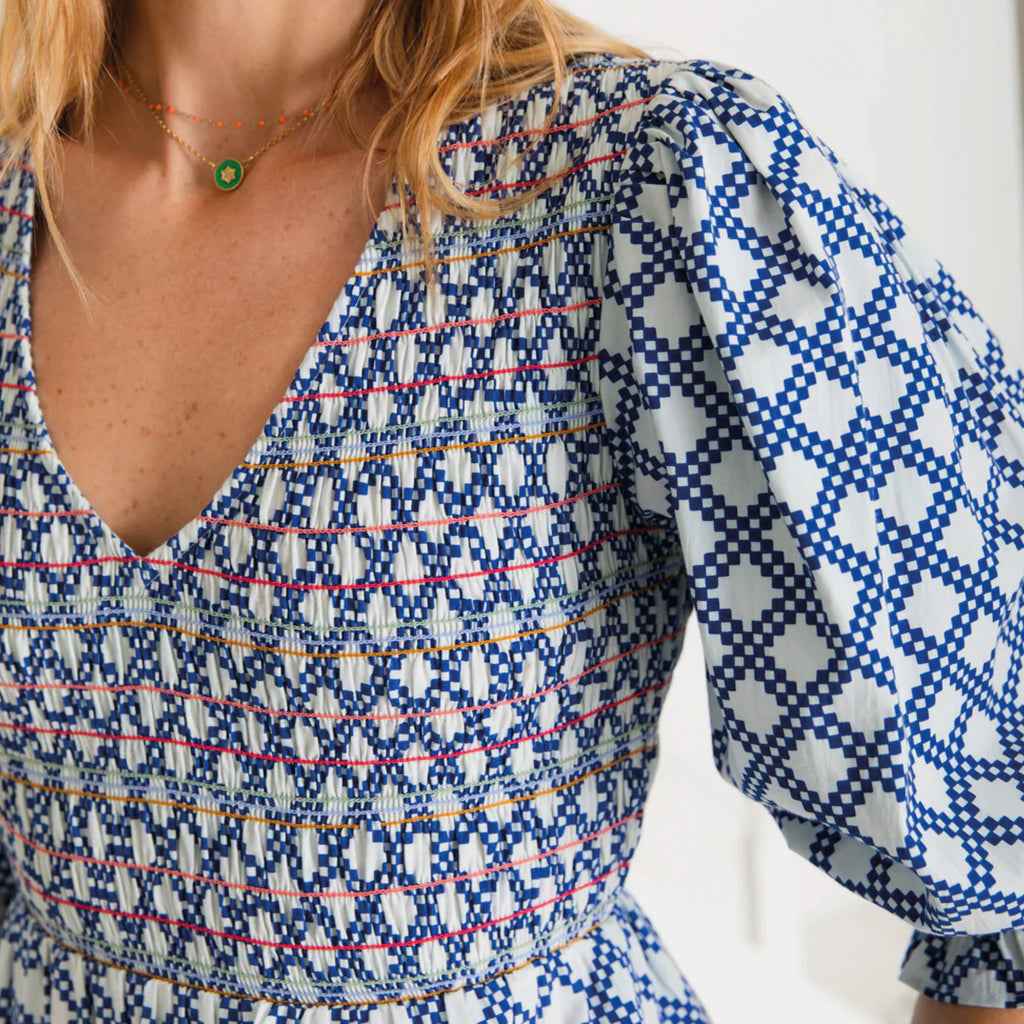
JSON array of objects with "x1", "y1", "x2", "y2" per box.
[
  {"x1": 901, "y1": 930, "x2": 1024, "y2": 1008},
  {"x1": 0, "y1": 53, "x2": 1019, "y2": 1020}
]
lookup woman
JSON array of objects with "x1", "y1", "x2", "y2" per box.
[{"x1": 0, "y1": 1, "x2": 1019, "y2": 1021}]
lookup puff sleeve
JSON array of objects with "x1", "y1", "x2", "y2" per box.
[{"x1": 597, "y1": 56, "x2": 1024, "y2": 952}]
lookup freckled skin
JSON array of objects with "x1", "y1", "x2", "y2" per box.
[{"x1": 30, "y1": 122, "x2": 389, "y2": 559}]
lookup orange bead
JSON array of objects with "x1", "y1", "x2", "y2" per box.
[
  {"x1": 302, "y1": 109, "x2": 309, "y2": 116},
  {"x1": 235, "y1": 122, "x2": 242, "y2": 128},
  {"x1": 257, "y1": 120, "x2": 265, "y2": 127},
  {"x1": 155, "y1": 103, "x2": 161, "y2": 110},
  {"x1": 167, "y1": 106, "x2": 175, "y2": 113},
  {"x1": 193, "y1": 115, "x2": 200, "y2": 121},
  {"x1": 279, "y1": 116, "x2": 287, "y2": 123},
  {"x1": 216, "y1": 121, "x2": 223, "y2": 127}
]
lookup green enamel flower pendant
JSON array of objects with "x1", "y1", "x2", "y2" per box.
[{"x1": 214, "y1": 158, "x2": 244, "y2": 192}]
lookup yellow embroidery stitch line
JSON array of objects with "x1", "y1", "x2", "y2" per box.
[
  {"x1": 0, "y1": 570, "x2": 685, "y2": 660},
  {"x1": 242, "y1": 421, "x2": 605, "y2": 471},
  {"x1": 0, "y1": 445, "x2": 47, "y2": 455},
  {"x1": 0, "y1": 423, "x2": 605, "y2": 473},
  {"x1": 0, "y1": 741, "x2": 654, "y2": 831},
  {"x1": 354, "y1": 223, "x2": 609, "y2": 278},
  {"x1": 0, "y1": 797, "x2": 640, "y2": 900},
  {"x1": 0, "y1": 721, "x2": 653, "y2": 811}
]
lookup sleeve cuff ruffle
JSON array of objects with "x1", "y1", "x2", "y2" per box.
[{"x1": 900, "y1": 930, "x2": 1024, "y2": 1008}]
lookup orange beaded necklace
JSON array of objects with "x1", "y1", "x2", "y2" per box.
[
  {"x1": 112, "y1": 59, "x2": 330, "y2": 192},
  {"x1": 108, "y1": 63, "x2": 329, "y2": 131}
]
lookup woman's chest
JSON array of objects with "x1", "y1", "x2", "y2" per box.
[
  {"x1": 0, "y1": 92, "x2": 692, "y2": 914},
  {"x1": 27, "y1": 157, "x2": 389, "y2": 560},
  {"x1": 0, "y1": 171, "x2": 678, "y2": 745},
  {"x1": 0, "y1": 155, "x2": 629, "y2": 611}
]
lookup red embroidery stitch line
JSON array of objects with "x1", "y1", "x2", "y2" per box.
[
  {"x1": 0, "y1": 482, "x2": 620, "y2": 528},
  {"x1": 379, "y1": 150, "x2": 625, "y2": 213},
  {"x1": 438, "y1": 95, "x2": 655, "y2": 153},
  {"x1": 0, "y1": 523, "x2": 661, "y2": 588},
  {"x1": 0, "y1": 673, "x2": 670, "y2": 767},
  {"x1": 285, "y1": 354, "x2": 597, "y2": 406},
  {"x1": 196, "y1": 481, "x2": 621, "y2": 535},
  {"x1": 11, "y1": 855, "x2": 630, "y2": 952},
  {"x1": 41, "y1": 917, "x2": 605, "y2": 1006},
  {"x1": 11, "y1": 316, "x2": 602, "y2": 403},
  {"x1": 467, "y1": 149, "x2": 627, "y2": 199},
  {"x1": 0, "y1": 804, "x2": 641, "y2": 899},
  {"x1": 0, "y1": 622, "x2": 683, "y2": 724},
  {"x1": 0, "y1": 569, "x2": 684, "y2": 665},
  {"x1": 314, "y1": 298, "x2": 602, "y2": 349},
  {"x1": 135, "y1": 524, "x2": 663, "y2": 592}
]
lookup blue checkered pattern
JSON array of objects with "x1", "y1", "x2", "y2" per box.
[
  {"x1": 598, "y1": 59, "x2": 1024, "y2": 1009},
  {"x1": 901, "y1": 928, "x2": 1024, "y2": 1007},
  {"x1": 0, "y1": 52, "x2": 1014, "y2": 1020}
]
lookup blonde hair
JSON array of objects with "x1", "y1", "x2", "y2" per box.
[{"x1": 0, "y1": 0, "x2": 646, "y2": 298}]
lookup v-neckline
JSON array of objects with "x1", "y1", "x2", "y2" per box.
[{"x1": 16, "y1": 152, "x2": 401, "y2": 567}]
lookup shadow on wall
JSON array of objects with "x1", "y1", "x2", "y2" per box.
[{"x1": 1019, "y1": 0, "x2": 1024, "y2": 175}]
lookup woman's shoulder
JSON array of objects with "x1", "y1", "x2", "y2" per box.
[
  {"x1": 472, "y1": 52, "x2": 802, "y2": 176},
  {"x1": 478, "y1": 53, "x2": 681, "y2": 149}
]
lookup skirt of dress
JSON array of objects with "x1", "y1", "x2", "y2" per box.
[{"x1": 0, "y1": 886, "x2": 709, "y2": 1023}]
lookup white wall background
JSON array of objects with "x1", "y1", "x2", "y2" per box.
[{"x1": 554, "y1": 3, "x2": 1024, "y2": 1023}]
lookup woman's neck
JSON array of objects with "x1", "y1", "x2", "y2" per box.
[
  {"x1": 72, "y1": 0, "x2": 384, "y2": 195},
  {"x1": 117, "y1": 0, "x2": 373, "y2": 125}
]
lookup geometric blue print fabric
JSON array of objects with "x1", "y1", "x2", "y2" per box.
[
  {"x1": 901, "y1": 928, "x2": 1024, "y2": 1008},
  {"x1": 0, "y1": 52, "x2": 1018, "y2": 1020},
  {"x1": 598, "y1": 58, "x2": 1024, "y2": 1009},
  {"x1": 599, "y1": 60, "x2": 1024, "y2": 936}
]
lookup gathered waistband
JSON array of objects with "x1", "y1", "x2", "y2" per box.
[{"x1": 1, "y1": 737, "x2": 653, "y2": 1004}]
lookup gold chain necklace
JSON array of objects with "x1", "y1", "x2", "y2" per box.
[
  {"x1": 108, "y1": 62, "x2": 327, "y2": 130},
  {"x1": 116, "y1": 60, "x2": 324, "y2": 192}
]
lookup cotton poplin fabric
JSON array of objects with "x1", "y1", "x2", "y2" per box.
[{"x1": 0, "y1": 55, "x2": 1020, "y2": 1020}]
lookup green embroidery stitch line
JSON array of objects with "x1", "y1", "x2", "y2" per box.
[
  {"x1": 0, "y1": 399, "x2": 602, "y2": 446},
  {"x1": 0, "y1": 398, "x2": 602, "y2": 446},
  {"x1": 359, "y1": 209, "x2": 613, "y2": 265},
  {"x1": 1, "y1": 725, "x2": 654, "y2": 811},
  {"x1": 269, "y1": 398, "x2": 599, "y2": 445},
  {"x1": 128, "y1": 568, "x2": 671, "y2": 645},
  {"x1": 358, "y1": 197, "x2": 614, "y2": 257}
]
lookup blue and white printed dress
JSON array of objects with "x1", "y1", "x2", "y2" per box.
[{"x1": 0, "y1": 53, "x2": 1019, "y2": 1021}]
